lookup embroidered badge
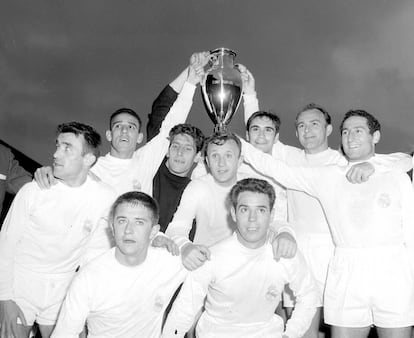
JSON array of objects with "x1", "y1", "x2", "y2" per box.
[
  {"x1": 132, "y1": 179, "x2": 141, "y2": 191},
  {"x1": 377, "y1": 193, "x2": 391, "y2": 208},
  {"x1": 154, "y1": 296, "x2": 164, "y2": 312},
  {"x1": 265, "y1": 285, "x2": 279, "y2": 301},
  {"x1": 83, "y1": 220, "x2": 93, "y2": 233}
]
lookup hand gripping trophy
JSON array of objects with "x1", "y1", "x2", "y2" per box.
[{"x1": 201, "y1": 48, "x2": 243, "y2": 134}]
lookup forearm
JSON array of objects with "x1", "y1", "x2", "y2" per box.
[
  {"x1": 147, "y1": 85, "x2": 178, "y2": 141},
  {"x1": 162, "y1": 271, "x2": 209, "y2": 337},
  {"x1": 284, "y1": 254, "x2": 318, "y2": 337},
  {"x1": 243, "y1": 92, "x2": 259, "y2": 124},
  {"x1": 371, "y1": 152, "x2": 413, "y2": 173}
]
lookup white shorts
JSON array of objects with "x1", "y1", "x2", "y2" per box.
[
  {"x1": 13, "y1": 266, "x2": 75, "y2": 326},
  {"x1": 324, "y1": 246, "x2": 414, "y2": 328},
  {"x1": 283, "y1": 234, "x2": 334, "y2": 307}
]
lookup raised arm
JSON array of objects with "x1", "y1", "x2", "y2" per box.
[
  {"x1": 146, "y1": 68, "x2": 187, "y2": 141},
  {"x1": 236, "y1": 64, "x2": 259, "y2": 124}
]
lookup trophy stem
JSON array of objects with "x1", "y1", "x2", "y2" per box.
[{"x1": 214, "y1": 122, "x2": 227, "y2": 135}]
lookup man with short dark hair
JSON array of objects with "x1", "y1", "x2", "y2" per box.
[
  {"x1": 162, "y1": 178, "x2": 318, "y2": 338},
  {"x1": 153, "y1": 123, "x2": 205, "y2": 233},
  {"x1": 0, "y1": 122, "x2": 117, "y2": 338},
  {"x1": 35, "y1": 53, "x2": 208, "y2": 198},
  {"x1": 52, "y1": 191, "x2": 190, "y2": 338},
  {"x1": 163, "y1": 133, "x2": 296, "y2": 271}
]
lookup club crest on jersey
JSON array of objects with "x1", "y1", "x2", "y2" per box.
[{"x1": 377, "y1": 193, "x2": 391, "y2": 208}]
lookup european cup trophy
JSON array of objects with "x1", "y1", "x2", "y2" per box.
[{"x1": 201, "y1": 48, "x2": 243, "y2": 134}]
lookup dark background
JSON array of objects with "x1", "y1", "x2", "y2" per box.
[{"x1": 1, "y1": 0, "x2": 413, "y2": 165}]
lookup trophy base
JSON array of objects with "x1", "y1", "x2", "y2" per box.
[{"x1": 214, "y1": 124, "x2": 228, "y2": 135}]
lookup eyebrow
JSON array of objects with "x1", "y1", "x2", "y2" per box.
[
  {"x1": 238, "y1": 204, "x2": 269, "y2": 209},
  {"x1": 112, "y1": 121, "x2": 138, "y2": 128},
  {"x1": 56, "y1": 140, "x2": 72, "y2": 147},
  {"x1": 250, "y1": 124, "x2": 275, "y2": 129}
]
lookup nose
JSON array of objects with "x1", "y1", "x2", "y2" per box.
[
  {"x1": 248, "y1": 209, "x2": 257, "y2": 222},
  {"x1": 218, "y1": 155, "x2": 225, "y2": 167},
  {"x1": 53, "y1": 147, "x2": 62, "y2": 160},
  {"x1": 124, "y1": 221, "x2": 133, "y2": 234},
  {"x1": 177, "y1": 146, "x2": 184, "y2": 156},
  {"x1": 121, "y1": 125, "x2": 128, "y2": 133},
  {"x1": 348, "y1": 130, "x2": 357, "y2": 141}
]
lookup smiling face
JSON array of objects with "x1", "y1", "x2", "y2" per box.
[
  {"x1": 246, "y1": 116, "x2": 278, "y2": 154},
  {"x1": 341, "y1": 115, "x2": 380, "y2": 162},
  {"x1": 231, "y1": 191, "x2": 274, "y2": 249},
  {"x1": 206, "y1": 139, "x2": 242, "y2": 187},
  {"x1": 112, "y1": 202, "x2": 159, "y2": 266},
  {"x1": 296, "y1": 109, "x2": 332, "y2": 154},
  {"x1": 106, "y1": 113, "x2": 143, "y2": 159},
  {"x1": 166, "y1": 133, "x2": 198, "y2": 177}
]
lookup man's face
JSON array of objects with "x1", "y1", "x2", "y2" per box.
[
  {"x1": 341, "y1": 116, "x2": 379, "y2": 162},
  {"x1": 206, "y1": 139, "x2": 242, "y2": 186},
  {"x1": 106, "y1": 113, "x2": 143, "y2": 158},
  {"x1": 246, "y1": 116, "x2": 278, "y2": 154},
  {"x1": 112, "y1": 202, "x2": 159, "y2": 266},
  {"x1": 231, "y1": 191, "x2": 273, "y2": 249},
  {"x1": 53, "y1": 133, "x2": 90, "y2": 183},
  {"x1": 166, "y1": 133, "x2": 198, "y2": 177},
  {"x1": 296, "y1": 109, "x2": 332, "y2": 154}
]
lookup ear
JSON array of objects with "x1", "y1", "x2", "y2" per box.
[
  {"x1": 295, "y1": 129, "x2": 299, "y2": 139},
  {"x1": 137, "y1": 132, "x2": 144, "y2": 145},
  {"x1": 230, "y1": 206, "x2": 237, "y2": 223},
  {"x1": 326, "y1": 124, "x2": 333, "y2": 137},
  {"x1": 237, "y1": 154, "x2": 244, "y2": 168},
  {"x1": 83, "y1": 153, "x2": 96, "y2": 168},
  {"x1": 372, "y1": 130, "x2": 380, "y2": 144},
  {"x1": 205, "y1": 156, "x2": 210, "y2": 169},
  {"x1": 105, "y1": 130, "x2": 112, "y2": 142},
  {"x1": 245, "y1": 131, "x2": 250, "y2": 142},
  {"x1": 274, "y1": 132, "x2": 280, "y2": 144},
  {"x1": 150, "y1": 224, "x2": 160, "y2": 239},
  {"x1": 193, "y1": 152, "x2": 202, "y2": 163},
  {"x1": 270, "y1": 207, "x2": 275, "y2": 223}
]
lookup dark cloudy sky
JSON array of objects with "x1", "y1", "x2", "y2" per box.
[{"x1": 1, "y1": 0, "x2": 413, "y2": 165}]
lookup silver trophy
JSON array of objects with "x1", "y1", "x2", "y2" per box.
[{"x1": 201, "y1": 48, "x2": 243, "y2": 134}]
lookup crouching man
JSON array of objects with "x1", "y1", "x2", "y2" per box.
[
  {"x1": 162, "y1": 178, "x2": 318, "y2": 338},
  {"x1": 52, "y1": 192, "x2": 188, "y2": 338}
]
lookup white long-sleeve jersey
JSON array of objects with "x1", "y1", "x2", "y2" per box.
[
  {"x1": 91, "y1": 81, "x2": 196, "y2": 197},
  {"x1": 165, "y1": 174, "x2": 249, "y2": 248},
  {"x1": 0, "y1": 178, "x2": 117, "y2": 300},
  {"x1": 242, "y1": 141, "x2": 414, "y2": 248},
  {"x1": 162, "y1": 234, "x2": 318, "y2": 338},
  {"x1": 52, "y1": 247, "x2": 187, "y2": 338}
]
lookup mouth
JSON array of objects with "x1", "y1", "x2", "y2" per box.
[
  {"x1": 246, "y1": 227, "x2": 259, "y2": 232},
  {"x1": 122, "y1": 239, "x2": 136, "y2": 244},
  {"x1": 347, "y1": 144, "x2": 359, "y2": 149}
]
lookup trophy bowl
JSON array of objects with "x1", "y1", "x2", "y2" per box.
[{"x1": 201, "y1": 48, "x2": 243, "y2": 134}]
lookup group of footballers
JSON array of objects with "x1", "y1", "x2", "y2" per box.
[{"x1": 0, "y1": 51, "x2": 413, "y2": 338}]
